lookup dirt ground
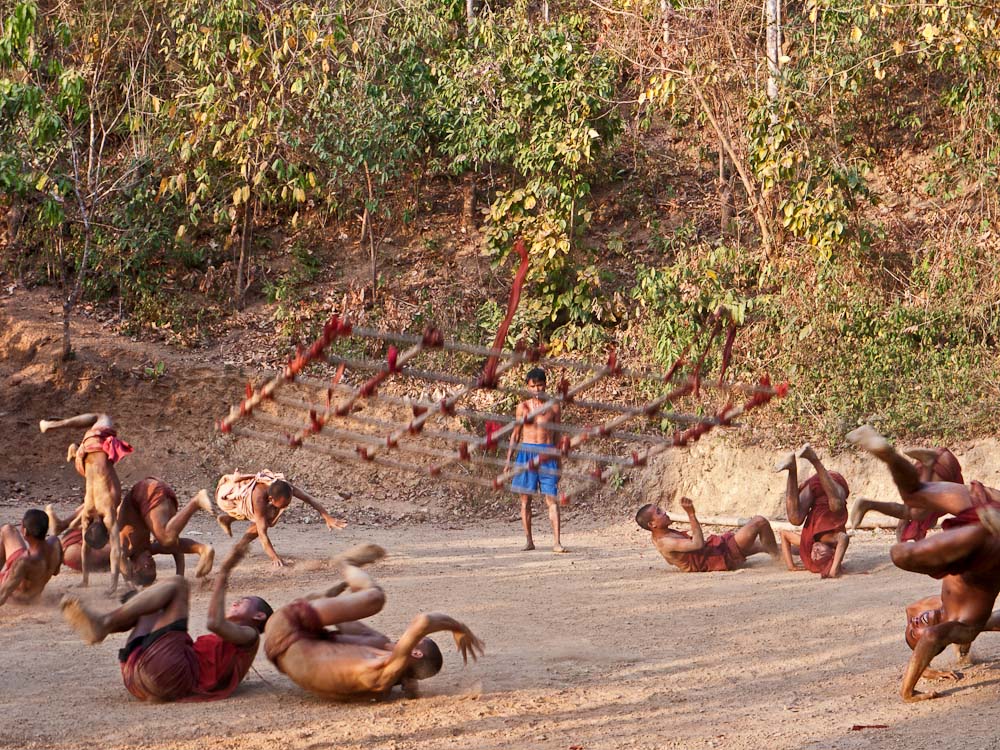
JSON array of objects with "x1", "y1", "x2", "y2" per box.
[{"x1": 3, "y1": 288, "x2": 1000, "y2": 750}]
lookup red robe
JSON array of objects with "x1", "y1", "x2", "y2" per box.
[
  {"x1": 60, "y1": 529, "x2": 84, "y2": 571},
  {"x1": 0, "y1": 547, "x2": 27, "y2": 585},
  {"x1": 183, "y1": 634, "x2": 259, "y2": 702},
  {"x1": 74, "y1": 426, "x2": 133, "y2": 477},
  {"x1": 899, "y1": 448, "x2": 964, "y2": 541},
  {"x1": 121, "y1": 629, "x2": 257, "y2": 702},
  {"x1": 671, "y1": 531, "x2": 746, "y2": 573},
  {"x1": 127, "y1": 477, "x2": 177, "y2": 517},
  {"x1": 798, "y1": 472, "x2": 849, "y2": 577}
]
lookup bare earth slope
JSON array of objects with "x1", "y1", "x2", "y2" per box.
[{"x1": 2, "y1": 289, "x2": 1000, "y2": 750}]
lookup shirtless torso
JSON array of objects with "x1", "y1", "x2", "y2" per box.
[
  {"x1": 0, "y1": 513, "x2": 62, "y2": 605},
  {"x1": 40, "y1": 413, "x2": 128, "y2": 592}
]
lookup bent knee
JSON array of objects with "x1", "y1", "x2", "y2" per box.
[
  {"x1": 750, "y1": 515, "x2": 769, "y2": 528},
  {"x1": 837, "y1": 532, "x2": 850, "y2": 545},
  {"x1": 890, "y1": 543, "x2": 914, "y2": 568},
  {"x1": 360, "y1": 586, "x2": 386, "y2": 614},
  {"x1": 167, "y1": 575, "x2": 190, "y2": 594}
]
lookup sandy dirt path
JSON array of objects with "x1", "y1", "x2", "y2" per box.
[{"x1": 2, "y1": 512, "x2": 999, "y2": 750}]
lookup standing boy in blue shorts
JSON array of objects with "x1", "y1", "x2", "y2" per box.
[{"x1": 505, "y1": 368, "x2": 566, "y2": 553}]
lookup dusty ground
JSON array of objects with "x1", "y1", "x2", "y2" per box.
[{"x1": 3, "y1": 288, "x2": 1000, "y2": 750}]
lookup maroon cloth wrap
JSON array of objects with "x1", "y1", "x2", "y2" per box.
[
  {"x1": 799, "y1": 472, "x2": 849, "y2": 577},
  {"x1": 0, "y1": 547, "x2": 27, "y2": 584},
  {"x1": 59, "y1": 529, "x2": 83, "y2": 571},
  {"x1": 120, "y1": 630, "x2": 199, "y2": 702},
  {"x1": 182, "y1": 634, "x2": 257, "y2": 702},
  {"x1": 265, "y1": 599, "x2": 332, "y2": 667},
  {"x1": 127, "y1": 477, "x2": 178, "y2": 518},
  {"x1": 900, "y1": 449, "x2": 964, "y2": 541},
  {"x1": 941, "y1": 481, "x2": 1000, "y2": 531},
  {"x1": 75, "y1": 427, "x2": 133, "y2": 477},
  {"x1": 674, "y1": 531, "x2": 746, "y2": 573}
]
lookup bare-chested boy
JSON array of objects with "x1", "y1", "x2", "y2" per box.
[
  {"x1": 40, "y1": 413, "x2": 131, "y2": 592},
  {"x1": 636, "y1": 497, "x2": 779, "y2": 572},
  {"x1": 0, "y1": 509, "x2": 62, "y2": 605},
  {"x1": 847, "y1": 424, "x2": 1000, "y2": 700},
  {"x1": 61, "y1": 538, "x2": 270, "y2": 702},
  {"x1": 264, "y1": 544, "x2": 484, "y2": 700},
  {"x1": 775, "y1": 445, "x2": 850, "y2": 578},
  {"x1": 50, "y1": 477, "x2": 215, "y2": 585},
  {"x1": 214, "y1": 470, "x2": 346, "y2": 567},
  {"x1": 505, "y1": 367, "x2": 565, "y2": 552},
  {"x1": 850, "y1": 447, "x2": 963, "y2": 541}
]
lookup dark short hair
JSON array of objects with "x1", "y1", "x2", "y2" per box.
[
  {"x1": 84, "y1": 519, "x2": 110, "y2": 549},
  {"x1": 246, "y1": 595, "x2": 273, "y2": 630},
  {"x1": 132, "y1": 555, "x2": 157, "y2": 587},
  {"x1": 525, "y1": 367, "x2": 546, "y2": 385},
  {"x1": 268, "y1": 480, "x2": 292, "y2": 502},
  {"x1": 408, "y1": 637, "x2": 443, "y2": 680},
  {"x1": 635, "y1": 503, "x2": 656, "y2": 530},
  {"x1": 22, "y1": 509, "x2": 48, "y2": 540}
]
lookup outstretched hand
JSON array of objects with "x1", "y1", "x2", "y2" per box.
[
  {"x1": 680, "y1": 497, "x2": 696, "y2": 514},
  {"x1": 324, "y1": 514, "x2": 348, "y2": 531},
  {"x1": 453, "y1": 625, "x2": 485, "y2": 665}
]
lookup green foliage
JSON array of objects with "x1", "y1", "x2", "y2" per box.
[{"x1": 427, "y1": 2, "x2": 622, "y2": 342}]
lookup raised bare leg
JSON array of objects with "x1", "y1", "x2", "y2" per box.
[
  {"x1": 798, "y1": 444, "x2": 847, "y2": 511},
  {"x1": 733, "y1": 516, "x2": 779, "y2": 559},
  {"x1": 850, "y1": 498, "x2": 908, "y2": 530},
  {"x1": 40, "y1": 413, "x2": 109, "y2": 433},
  {"x1": 151, "y1": 490, "x2": 213, "y2": 547},
  {"x1": 61, "y1": 575, "x2": 190, "y2": 644}
]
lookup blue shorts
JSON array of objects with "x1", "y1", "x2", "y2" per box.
[{"x1": 510, "y1": 443, "x2": 560, "y2": 496}]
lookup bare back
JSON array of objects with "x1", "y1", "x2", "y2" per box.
[
  {"x1": 5, "y1": 539, "x2": 62, "y2": 602},
  {"x1": 271, "y1": 633, "x2": 396, "y2": 698}
]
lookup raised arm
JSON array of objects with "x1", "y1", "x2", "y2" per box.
[
  {"x1": 205, "y1": 539, "x2": 259, "y2": 647},
  {"x1": 505, "y1": 403, "x2": 526, "y2": 468},
  {"x1": 372, "y1": 611, "x2": 485, "y2": 692},
  {"x1": 291, "y1": 484, "x2": 346, "y2": 531},
  {"x1": 652, "y1": 498, "x2": 706, "y2": 554},
  {"x1": 249, "y1": 495, "x2": 284, "y2": 567}
]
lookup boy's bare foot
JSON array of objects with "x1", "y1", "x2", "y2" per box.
[
  {"x1": 773, "y1": 452, "x2": 796, "y2": 472},
  {"x1": 552, "y1": 545, "x2": 568, "y2": 554},
  {"x1": 333, "y1": 543, "x2": 386, "y2": 569},
  {"x1": 846, "y1": 425, "x2": 890, "y2": 453},
  {"x1": 193, "y1": 490, "x2": 213, "y2": 514},
  {"x1": 521, "y1": 541, "x2": 535, "y2": 551},
  {"x1": 798, "y1": 443, "x2": 819, "y2": 463},
  {"x1": 195, "y1": 545, "x2": 215, "y2": 577},
  {"x1": 849, "y1": 498, "x2": 872, "y2": 530},
  {"x1": 904, "y1": 448, "x2": 939, "y2": 468},
  {"x1": 216, "y1": 514, "x2": 234, "y2": 537},
  {"x1": 61, "y1": 596, "x2": 107, "y2": 644}
]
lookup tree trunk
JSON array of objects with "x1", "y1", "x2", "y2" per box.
[
  {"x1": 235, "y1": 195, "x2": 254, "y2": 311},
  {"x1": 719, "y1": 148, "x2": 734, "y2": 235},
  {"x1": 765, "y1": 0, "x2": 782, "y2": 116},
  {"x1": 462, "y1": 171, "x2": 477, "y2": 233}
]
